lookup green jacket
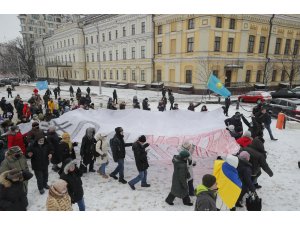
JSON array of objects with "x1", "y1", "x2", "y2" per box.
[
  {"x1": 170, "y1": 155, "x2": 189, "y2": 198},
  {"x1": 194, "y1": 184, "x2": 217, "y2": 211}
]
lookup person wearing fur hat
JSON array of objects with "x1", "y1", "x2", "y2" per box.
[
  {"x1": 236, "y1": 130, "x2": 253, "y2": 147},
  {"x1": 95, "y1": 133, "x2": 109, "y2": 178},
  {"x1": 59, "y1": 133, "x2": 77, "y2": 168},
  {"x1": 7, "y1": 125, "x2": 27, "y2": 155},
  {"x1": 0, "y1": 168, "x2": 33, "y2": 211},
  {"x1": 80, "y1": 127, "x2": 97, "y2": 173},
  {"x1": 128, "y1": 135, "x2": 150, "y2": 190},
  {"x1": 60, "y1": 158, "x2": 85, "y2": 211},
  {"x1": 181, "y1": 141, "x2": 197, "y2": 196},
  {"x1": 46, "y1": 179, "x2": 73, "y2": 211},
  {"x1": 0, "y1": 146, "x2": 30, "y2": 194},
  {"x1": 165, "y1": 150, "x2": 193, "y2": 206},
  {"x1": 27, "y1": 134, "x2": 52, "y2": 194},
  {"x1": 109, "y1": 127, "x2": 133, "y2": 184},
  {"x1": 47, "y1": 126, "x2": 62, "y2": 172},
  {"x1": 194, "y1": 174, "x2": 218, "y2": 211}
]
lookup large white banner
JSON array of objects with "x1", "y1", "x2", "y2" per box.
[{"x1": 19, "y1": 108, "x2": 239, "y2": 160}]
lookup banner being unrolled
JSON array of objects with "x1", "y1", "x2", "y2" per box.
[{"x1": 19, "y1": 108, "x2": 239, "y2": 160}]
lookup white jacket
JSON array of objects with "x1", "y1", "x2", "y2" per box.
[{"x1": 95, "y1": 134, "x2": 109, "y2": 164}]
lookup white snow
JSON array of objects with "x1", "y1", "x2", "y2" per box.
[{"x1": 1, "y1": 83, "x2": 300, "y2": 212}]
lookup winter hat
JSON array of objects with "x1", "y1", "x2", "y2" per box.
[
  {"x1": 32, "y1": 114, "x2": 38, "y2": 120},
  {"x1": 179, "y1": 150, "x2": 190, "y2": 159},
  {"x1": 38, "y1": 113, "x2": 44, "y2": 121},
  {"x1": 115, "y1": 127, "x2": 123, "y2": 134},
  {"x1": 238, "y1": 151, "x2": 250, "y2": 161},
  {"x1": 138, "y1": 135, "x2": 146, "y2": 143},
  {"x1": 63, "y1": 158, "x2": 77, "y2": 174},
  {"x1": 243, "y1": 130, "x2": 252, "y2": 138},
  {"x1": 10, "y1": 125, "x2": 19, "y2": 132},
  {"x1": 228, "y1": 125, "x2": 235, "y2": 132},
  {"x1": 48, "y1": 126, "x2": 56, "y2": 132},
  {"x1": 52, "y1": 179, "x2": 68, "y2": 194},
  {"x1": 6, "y1": 168, "x2": 23, "y2": 181},
  {"x1": 34, "y1": 132, "x2": 45, "y2": 141},
  {"x1": 32, "y1": 121, "x2": 39, "y2": 128},
  {"x1": 7, "y1": 146, "x2": 22, "y2": 156},
  {"x1": 225, "y1": 155, "x2": 239, "y2": 168},
  {"x1": 181, "y1": 141, "x2": 192, "y2": 151},
  {"x1": 202, "y1": 174, "x2": 216, "y2": 188}
]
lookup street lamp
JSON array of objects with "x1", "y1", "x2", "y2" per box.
[{"x1": 95, "y1": 22, "x2": 102, "y2": 95}]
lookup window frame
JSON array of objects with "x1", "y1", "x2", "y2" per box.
[
  {"x1": 248, "y1": 35, "x2": 255, "y2": 53},
  {"x1": 214, "y1": 36, "x2": 221, "y2": 52},
  {"x1": 187, "y1": 37, "x2": 194, "y2": 52}
]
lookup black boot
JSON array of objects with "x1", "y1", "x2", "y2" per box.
[
  {"x1": 109, "y1": 174, "x2": 118, "y2": 180},
  {"x1": 119, "y1": 178, "x2": 127, "y2": 184}
]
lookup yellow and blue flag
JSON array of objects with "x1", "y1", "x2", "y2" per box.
[
  {"x1": 36, "y1": 81, "x2": 48, "y2": 90},
  {"x1": 207, "y1": 74, "x2": 231, "y2": 97},
  {"x1": 213, "y1": 160, "x2": 242, "y2": 209}
]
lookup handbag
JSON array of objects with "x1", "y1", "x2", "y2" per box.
[{"x1": 246, "y1": 195, "x2": 262, "y2": 211}]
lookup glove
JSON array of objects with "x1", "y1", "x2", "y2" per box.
[
  {"x1": 144, "y1": 143, "x2": 150, "y2": 148},
  {"x1": 73, "y1": 142, "x2": 78, "y2": 147}
]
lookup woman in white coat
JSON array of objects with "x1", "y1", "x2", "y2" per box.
[{"x1": 95, "y1": 133, "x2": 109, "y2": 178}]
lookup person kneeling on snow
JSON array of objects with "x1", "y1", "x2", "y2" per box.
[{"x1": 194, "y1": 174, "x2": 218, "y2": 211}]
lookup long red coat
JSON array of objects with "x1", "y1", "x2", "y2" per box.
[
  {"x1": 7, "y1": 132, "x2": 27, "y2": 154},
  {"x1": 22, "y1": 104, "x2": 31, "y2": 119},
  {"x1": 236, "y1": 136, "x2": 252, "y2": 148}
]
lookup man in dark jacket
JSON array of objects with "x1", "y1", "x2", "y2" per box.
[
  {"x1": 43, "y1": 94, "x2": 50, "y2": 109},
  {"x1": 243, "y1": 137, "x2": 273, "y2": 189},
  {"x1": 45, "y1": 88, "x2": 52, "y2": 96},
  {"x1": 169, "y1": 94, "x2": 175, "y2": 110},
  {"x1": 6, "y1": 86, "x2": 13, "y2": 98},
  {"x1": 86, "y1": 87, "x2": 91, "y2": 96},
  {"x1": 109, "y1": 127, "x2": 133, "y2": 184},
  {"x1": 16, "y1": 99, "x2": 24, "y2": 120},
  {"x1": 259, "y1": 108, "x2": 277, "y2": 141},
  {"x1": 113, "y1": 89, "x2": 118, "y2": 104},
  {"x1": 60, "y1": 158, "x2": 85, "y2": 211},
  {"x1": 47, "y1": 126, "x2": 62, "y2": 172},
  {"x1": 194, "y1": 174, "x2": 218, "y2": 211},
  {"x1": 69, "y1": 86, "x2": 74, "y2": 97},
  {"x1": 224, "y1": 112, "x2": 244, "y2": 133},
  {"x1": 165, "y1": 150, "x2": 193, "y2": 206},
  {"x1": 162, "y1": 87, "x2": 166, "y2": 98},
  {"x1": 5, "y1": 101, "x2": 14, "y2": 120},
  {"x1": 224, "y1": 97, "x2": 231, "y2": 116},
  {"x1": 142, "y1": 98, "x2": 150, "y2": 110},
  {"x1": 188, "y1": 102, "x2": 201, "y2": 111},
  {"x1": 80, "y1": 127, "x2": 96, "y2": 172},
  {"x1": 128, "y1": 135, "x2": 150, "y2": 190}
]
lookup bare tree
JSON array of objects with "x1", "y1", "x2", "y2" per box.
[{"x1": 264, "y1": 60, "x2": 275, "y2": 87}]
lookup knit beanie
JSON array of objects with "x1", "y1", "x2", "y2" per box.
[
  {"x1": 202, "y1": 174, "x2": 216, "y2": 188},
  {"x1": 243, "y1": 130, "x2": 252, "y2": 138},
  {"x1": 179, "y1": 150, "x2": 190, "y2": 159},
  {"x1": 181, "y1": 141, "x2": 192, "y2": 151},
  {"x1": 138, "y1": 135, "x2": 146, "y2": 143},
  {"x1": 52, "y1": 179, "x2": 68, "y2": 194},
  {"x1": 7, "y1": 146, "x2": 22, "y2": 156},
  {"x1": 238, "y1": 151, "x2": 250, "y2": 161}
]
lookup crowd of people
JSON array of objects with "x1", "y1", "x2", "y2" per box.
[{"x1": 0, "y1": 84, "x2": 275, "y2": 211}]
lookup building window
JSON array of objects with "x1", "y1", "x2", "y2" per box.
[
  {"x1": 97, "y1": 53, "x2": 100, "y2": 61},
  {"x1": 186, "y1": 70, "x2": 192, "y2": 83},
  {"x1": 141, "y1": 46, "x2": 145, "y2": 58},
  {"x1": 214, "y1": 37, "x2": 221, "y2": 52},
  {"x1": 281, "y1": 70, "x2": 286, "y2": 81},
  {"x1": 275, "y1": 38, "x2": 282, "y2": 55},
  {"x1": 69, "y1": 54, "x2": 71, "y2": 62},
  {"x1": 87, "y1": 71, "x2": 90, "y2": 79},
  {"x1": 131, "y1": 70, "x2": 136, "y2": 81},
  {"x1": 188, "y1": 18, "x2": 194, "y2": 29},
  {"x1": 141, "y1": 70, "x2": 145, "y2": 81},
  {"x1": 102, "y1": 33, "x2": 105, "y2": 42},
  {"x1": 104, "y1": 71, "x2": 107, "y2": 79},
  {"x1": 72, "y1": 38, "x2": 74, "y2": 45},
  {"x1": 96, "y1": 35, "x2": 99, "y2": 43},
  {"x1": 227, "y1": 38, "x2": 234, "y2": 52},
  {"x1": 216, "y1": 17, "x2": 222, "y2": 28},
  {"x1": 85, "y1": 37, "x2": 88, "y2": 45},
  {"x1": 116, "y1": 50, "x2": 118, "y2": 60},
  {"x1": 272, "y1": 70, "x2": 277, "y2": 81},
  {"x1": 110, "y1": 70, "x2": 113, "y2": 79},
  {"x1": 229, "y1": 18, "x2": 236, "y2": 29},
  {"x1": 73, "y1": 54, "x2": 75, "y2": 62},
  {"x1": 116, "y1": 30, "x2": 118, "y2": 39},
  {"x1": 91, "y1": 36, "x2": 93, "y2": 44},
  {"x1": 157, "y1": 70, "x2": 162, "y2": 82},
  {"x1": 246, "y1": 70, "x2": 251, "y2": 82},
  {"x1": 123, "y1": 70, "x2": 126, "y2": 80},
  {"x1": 116, "y1": 70, "x2": 119, "y2": 80},
  {"x1": 248, "y1": 35, "x2": 255, "y2": 53},
  {"x1": 92, "y1": 70, "x2": 95, "y2": 79},
  {"x1": 123, "y1": 27, "x2": 126, "y2": 37},
  {"x1": 213, "y1": 70, "x2": 219, "y2": 78},
  {"x1": 123, "y1": 48, "x2": 126, "y2": 60},
  {"x1": 141, "y1": 22, "x2": 145, "y2": 33},
  {"x1": 109, "y1": 32, "x2": 111, "y2": 41},
  {"x1": 259, "y1": 36, "x2": 266, "y2": 54},
  {"x1": 293, "y1": 40, "x2": 299, "y2": 55},
  {"x1": 132, "y1": 24, "x2": 135, "y2": 35},
  {"x1": 109, "y1": 51, "x2": 112, "y2": 61},
  {"x1": 132, "y1": 47, "x2": 135, "y2": 59},
  {"x1": 158, "y1": 25, "x2": 162, "y2": 35},
  {"x1": 284, "y1": 39, "x2": 291, "y2": 55},
  {"x1": 91, "y1": 53, "x2": 94, "y2": 62},
  {"x1": 86, "y1": 54, "x2": 89, "y2": 62},
  {"x1": 256, "y1": 70, "x2": 262, "y2": 82},
  {"x1": 68, "y1": 39, "x2": 70, "y2": 46},
  {"x1": 171, "y1": 22, "x2": 176, "y2": 32},
  {"x1": 158, "y1": 42, "x2": 162, "y2": 54},
  {"x1": 103, "y1": 52, "x2": 106, "y2": 61},
  {"x1": 187, "y1": 37, "x2": 194, "y2": 52},
  {"x1": 60, "y1": 41, "x2": 62, "y2": 48}
]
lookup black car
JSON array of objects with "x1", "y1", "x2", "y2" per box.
[
  {"x1": 271, "y1": 88, "x2": 300, "y2": 99},
  {"x1": 267, "y1": 98, "x2": 300, "y2": 119}
]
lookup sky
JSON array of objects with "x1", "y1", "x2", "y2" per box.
[{"x1": 0, "y1": 14, "x2": 20, "y2": 43}]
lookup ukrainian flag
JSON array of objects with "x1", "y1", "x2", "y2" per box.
[
  {"x1": 213, "y1": 160, "x2": 242, "y2": 209},
  {"x1": 207, "y1": 74, "x2": 231, "y2": 97},
  {"x1": 36, "y1": 81, "x2": 48, "y2": 90}
]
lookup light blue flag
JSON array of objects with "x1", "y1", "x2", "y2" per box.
[
  {"x1": 207, "y1": 74, "x2": 231, "y2": 97},
  {"x1": 36, "y1": 81, "x2": 48, "y2": 90}
]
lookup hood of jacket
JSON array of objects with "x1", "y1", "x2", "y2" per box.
[
  {"x1": 63, "y1": 159, "x2": 76, "y2": 175},
  {"x1": 0, "y1": 171, "x2": 12, "y2": 188},
  {"x1": 49, "y1": 185, "x2": 66, "y2": 198},
  {"x1": 85, "y1": 127, "x2": 95, "y2": 140},
  {"x1": 195, "y1": 184, "x2": 217, "y2": 199}
]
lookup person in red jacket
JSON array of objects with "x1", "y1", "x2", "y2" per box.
[
  {"x1": 7, "y1": 125, "x2": 27, "y2": 155},
  {"x1": 33, "y1": 88, "x2": 39, "y2": 96},
  {"x1": 22, "y1": 103, "x2": 31, "y2": 120},
  {"x1": 236, "y1": 130, "x2": 253, "y2": 148}
]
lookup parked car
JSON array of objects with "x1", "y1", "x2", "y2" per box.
[
  {"x1": 271, "y1": 88, "x2": 300, "y2": 99},
  {"x1": 266, "y1": 98, "x2": 300, "y2": 119},
  {"x1": 238, "y1": 91, "x2": 272, "y2": 103},
  {"x1": 9, "y1": 78, "x2": 20, "y2": 86},
  {"x1": 292, "y1": 86, "x2": 300, "y2": 94},
  {"x1": 0, "y1": 78, "x2": 12, "y2": 85},
  {"x1": 0, "y1": 82, "x2": 5, "y2": 87}
]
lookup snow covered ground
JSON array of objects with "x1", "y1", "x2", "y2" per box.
[{"x1": 1, "y1": 83, "x2": 300, "y2": 211}]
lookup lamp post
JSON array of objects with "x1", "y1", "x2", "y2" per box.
[{"x1": 95, "y1": 22, "x2": 102, "y2": 95}]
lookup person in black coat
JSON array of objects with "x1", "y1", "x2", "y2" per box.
[
  {"x1": 157, "y1": 100, "x2": 165, "y2": 112},
  {"x1": 69, "y1": 86, "x2": 74, "y2": 97},
  {"x1": 109, "y1": 127, "x2": 133, "y2": 184},
  {"x1": 60, "y1": 158, "x2": 85, "y2": 211},
  {"x1": 142, "y1": 98, "x2": 150, "y2": 110},
  {"x1": 27, "y1": 134, "x2": 52, "y2": 194},
  {"x1": 264, "y1": 109, "x2": 278, "y2": 141},
  {"x1": 224, "y1": 97, "x2": 231, "y2": 116},
  {"x1": 169, "y1": 94, "x2": 175, "y2": 110},
  {"x1": 0, "y1": 169, "x2": 33, "y2": 211},
  {"x1": 59, "y1": 132, "x2": 77, "y2": 165},
  {"x1": 113, "y1": 89, "x2": 118, "y2": 104},
  {"x1": 53, "y1": 87, "x2": 58, "y2": 100},
  {"x1": 45, "y1": 88, "x2": 52, "y2": 96},
  {"x1": 47, "y1": 126, "x2": 62, "y2": 172},
  {"x1": 128, "y1": 135, "x2": 150, "y2": 190},
  {"x1": 6, "y1": 86, "x2": 13, "y2": 98},
  {"x1": 86, "y1": 87, "x2": 91, "y2": 96},
  {"x1": 80, "y1": 127, "x2": 96, "y2": 172},
  {"x1": 57, "y1": 86, "x2": 61, "y2": 96},
  {"x1": 5, "y1": 101, "x2": 14, "y2": 120},
  {"x1": 162, "y1": 87, "x2": 166, "y2": 98},
  {"x1": 188, "y1": 102, "x2": 201, "y2": 111},
  {"x1": 16, "y1": 99, "x2": 24, "y2": 120},
  {"x1": 224, "y1": 112, "x2": 244, "y2": 133}
]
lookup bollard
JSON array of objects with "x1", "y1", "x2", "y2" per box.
[{"x1": 276, "y1": 113, "x2": 285, "y2": 129}]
